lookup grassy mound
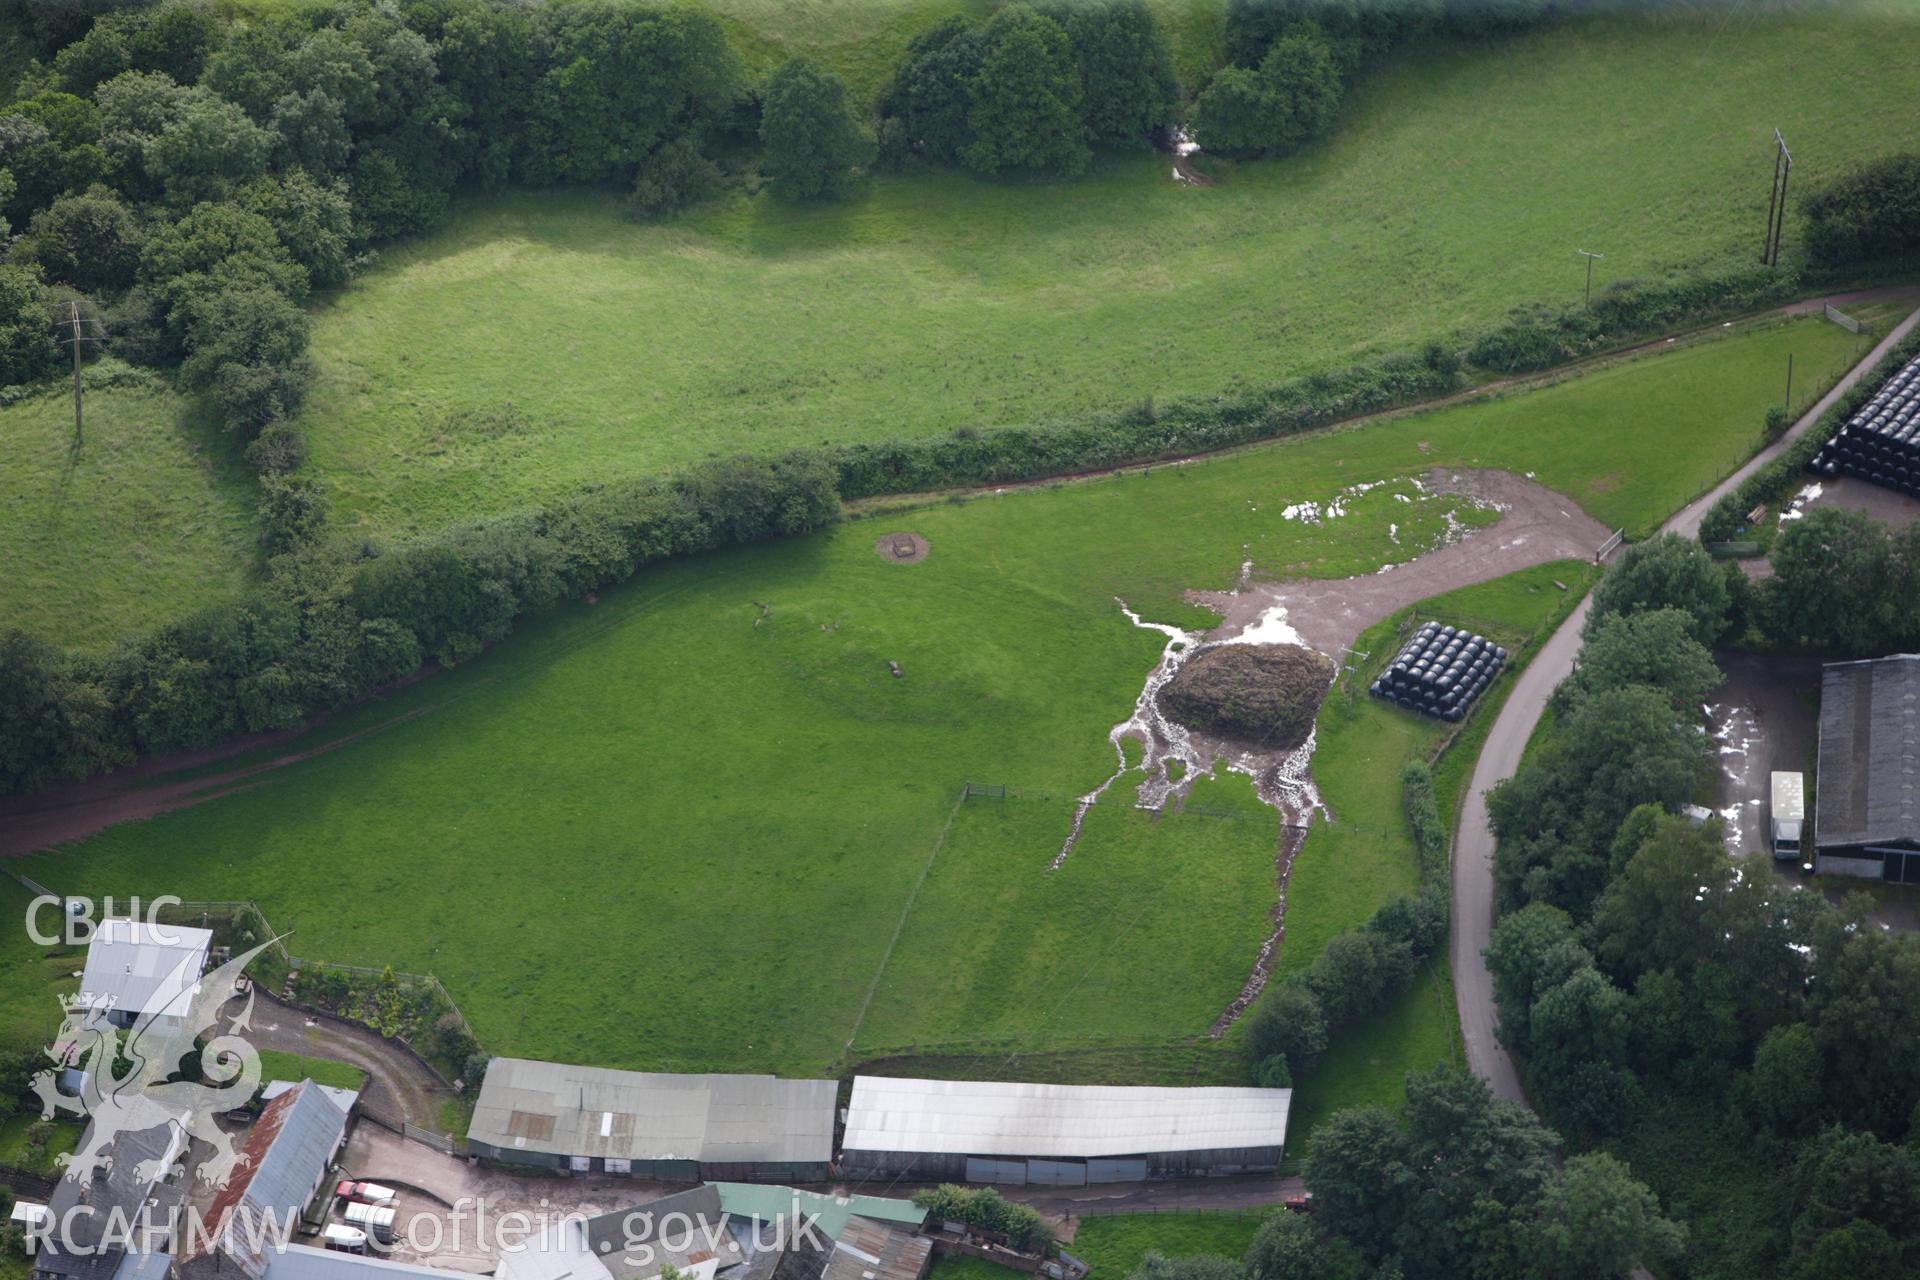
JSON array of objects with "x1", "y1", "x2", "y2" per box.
[{"x1": 1159, "y1": 643, "x2": 1336, "y2": 748}]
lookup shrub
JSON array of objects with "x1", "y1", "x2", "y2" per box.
[
  {"x1": 1698, "y1": 325, "x2": 1920, "y2": 543},
  {"x1": 19, "y1": 186, "x2": 144, "y2": 294},
  {"x1": 258, "y1": 473, "x2": 329, "y2": 555},
  {"x1": 630, "y1": 136, "x2": 724, "y2": 220},
  {"x1": 911, "y1": 1185, "x2": 1051, "y2": 1250},
  {"x1": 1254, "y1": 1054, "x2": 1292, "y2": 1088},
  {"x1": 1801, "y1": 154, "x2": 1920, "y2": 267},
  {"x1": 1248, "y1": 982, "x2": 1329, "y2": 1071},
  {"x1": 0, "y1": 263, "x2": 61, "y2": 386},
  {"x1": 245, "y1": 421, "x2": 308, "y2": 475},
  {"x1": 760, "y1": 58, "x2": 873, "y2": 201}
]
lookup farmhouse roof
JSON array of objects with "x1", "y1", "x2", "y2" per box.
[
  {"x1": 38, "y1": 1121, "x2": 185, "y2": 1280},
  {"x1": 76, "y1": 919, "x2": 212, "y2": 1020},
  {"x1": 258, "y1": 1244, "x2": 453, "y2": 1280},
  {"x1": 1816, "y1": 655, "x2": 1920, "y2": 849},
  {"x1": 469, "y1": 1058, "x2": 836, "y2": 1166},
  {"x1": 842, "y1": 1076, "x2": 1291, "y2": 1159}
]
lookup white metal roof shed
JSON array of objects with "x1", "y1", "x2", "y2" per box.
[
  {"x1": 842, "y1": 1077, "x2": 1291, "y2": 1159},
  {"x1": 77, "y1": 919, "x2": 212, "y2": 1020}
]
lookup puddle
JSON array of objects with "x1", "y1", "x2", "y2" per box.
[
  {"x1": 1778, "y1": 481, "x2": 1824, "y2": 522},
  {"x1": 1054, "y1": 467, "x2": 1616, "y2": 1030}
]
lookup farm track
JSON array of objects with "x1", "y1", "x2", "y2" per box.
[{"x1": 1449, "y1": 299, "x2": 1920, "y2": 1108}]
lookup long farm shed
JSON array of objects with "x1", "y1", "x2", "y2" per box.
[
  {"x1": 468, "y1": 1058, "x2": 837, "y2": 1181},
  {"x1": 838, "y1": 1076, "x2": 1291, "y2": 1185}
]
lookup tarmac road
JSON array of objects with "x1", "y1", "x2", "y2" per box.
[{"x1": 1449, "y1": 301, "x2": 1920, "y2": 1105}]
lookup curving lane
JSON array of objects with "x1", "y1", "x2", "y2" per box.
[{"x1": 1450, "y1": 302, "x2": 1920, "y2": 1104}]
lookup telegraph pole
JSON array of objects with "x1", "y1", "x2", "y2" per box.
[
  {"x1": 55, "y1": 301, "x2": 104, "y2": 448},
  {"x1": 1577, "y1": 250, "x2": 1604, "y2": 306},
  {"x1": 1762, "y1": 130, "x2": 1792, "y2": 267}
]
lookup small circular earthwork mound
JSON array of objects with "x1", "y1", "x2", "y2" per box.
[
  {"x1": 1158, "y1": 643, "x2": 1336, "y2": 750},
  {"x1": 874, "y1": 531, "x2": 930, "y2": 564}
]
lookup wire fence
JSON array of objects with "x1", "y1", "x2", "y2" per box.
[{"x1": 3, "y1": 870, "x2": 480, "y2": 1063}]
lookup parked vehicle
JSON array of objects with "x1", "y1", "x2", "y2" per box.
[
  {"x1": 1283, "y1": 1192, "x2": 1314, "y2": 1214},
  {"x1": 1771, "y1": 771, "x2": 1805, "y2": 860},
  {"x1": 343, "y1": 1201, "x2": 396, "y2": 1243},
  {"x1": 323, "y1": 1225, "x2": 368, "y2": 1254},
  {"x1": 336, "y1": 1180, "x2": 398, "y2": 1206}
]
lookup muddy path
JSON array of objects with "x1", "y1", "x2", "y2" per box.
[
  {"x1": 1075, "y1": 468, "x2": 1608, "y2": 1033},
  {"x1": 1153, "y1": 126, "x2": 1216, "y2": 187},
  {"x1": 1191, "y1": 468, "x2": 1612, "y2": 657}
]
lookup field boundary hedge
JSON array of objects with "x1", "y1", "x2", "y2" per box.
[
  {"x1": 0, "y1": 261, "x2": 1899, "y2": 800},
  {"x1": 1697, "y1": 323, "x2": 1920, "y2": 543}
]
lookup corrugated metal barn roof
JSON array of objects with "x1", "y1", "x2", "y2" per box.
[
  {"x1": 469, "y1": 1058, "x2": 836, "y2": 1165},
  {"x1": 264, "y1": 1243, "x2": 453, "y2": 1280},
  {"x1": 842, "y1": 1077, "x2": 1291, "y2": 1159},
  {"x1": 1817, "y1": 654, "x2": 1920, "y2": 848},
  {"x1": 77, "y1": 919, "x2": 211, "y2": 1019},
  {"x1": 187, "y1": 1081, "x2": 348, "y2": 1278},
  {"x1": 712, "y1": 1184, "x2": 925, "y2": 1242}
]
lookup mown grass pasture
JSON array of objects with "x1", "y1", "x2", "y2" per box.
[
  {"x1": 0, "y1": 384, "x2": 260, "y2": 647},
  {"x1": 9, "y1": 316, "x2": 1852, "y2": 1087},
  {"x1": 290, "y1": 8, "x2": 1920, "y2": 538}
]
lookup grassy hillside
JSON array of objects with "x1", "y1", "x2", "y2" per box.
[
  {"x1": 298, "y1": 7, "x2": 1920, "y2": 539},
  {"x1": 13, "y1": 315, "x2": 1866, "y2": 1080},
  {"x1": 695, "y1": 0, "x2": 1227, "y2": 96},
  {"x1": 0, "y1": 381, "x2": 260, "y2": 647}
]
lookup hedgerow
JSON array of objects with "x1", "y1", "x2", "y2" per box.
[{"x1": 1696, "y1": 324, "x2": 1920, "y2": 544}]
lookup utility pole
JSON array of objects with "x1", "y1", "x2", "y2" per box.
[
  {"x1": 1577, "y1": 250, "x2": 1604, "y2": 306},
  {"x1": 55, "y1": 301, "x2": 104, "y2": 448},
  {"x1": 1762, "y1": 129, "x2": 1792, "y2": 267},
  {"x1": 1784, "y1": 352, "x2": 1794, "y2": 415}
]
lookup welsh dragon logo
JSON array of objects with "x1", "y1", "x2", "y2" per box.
[{"x1": 32, "y1": 936, "x2": 281, "y2": 1190}]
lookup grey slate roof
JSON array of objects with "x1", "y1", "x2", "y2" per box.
[
  {"x1": 260, "y1": 1244, "x2": 451, "y2": 1280},
  {"x1": 1817, "y1": 655, "x2": 1920, "y2": 849},
  {"x1": 469, "y1": 1058, "x2": 836, "y2": 1166},
  {"x1": 77, "y1": 920, "x2": 212, "y2": 1020},
  {"x1": 37, "y1": 1122, "x2": 183, "y2": 1280},
  {"x1": 586, "y1": 1184, "x2": 733, "y2": 1279}
]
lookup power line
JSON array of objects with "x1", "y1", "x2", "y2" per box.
[
  {"x1": 1762, "y1": 129, "x2": 1792, "y2": 268},
  {"x1": 53, "y1": 301, "x2": 107, "y2": 448}
]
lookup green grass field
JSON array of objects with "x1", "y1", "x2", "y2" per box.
[
  {"x1": 1068, "y1": 1212, "x2": 1269, "y2": 1276},
  {"x1": 0, "y1": 1113, "x2": 84, "y2": 1177},
  {"x1": 255, "y1": 1050, "x2": 369, "y2": 1092},
  {"x1": 6, "y1": 313, "x2": 1845, "y2": 1086},
  {"x1": 695, "y1": 0, "x2": 1227, "y2": 97},
  {"x1": 0, "y1": 383, "x2": 259, "y2": 647},
  {"x1": 290, "y1": 8, "x2": 1920, "y2": 540}
]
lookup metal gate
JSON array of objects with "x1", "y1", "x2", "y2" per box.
[
  {"x1": 1025, "y1": 1160, "x2": 1086, "y2": 1187},
  {"x1": 965, "y1": 1158, "x2": 1028, "y2": 1185},
  {"x1": 1087, "y1": 1159, "x2": 1147, "y2": 1183},
  {"x1": 1884, "y1": 849, "x2": 1920, "y2": 885}
]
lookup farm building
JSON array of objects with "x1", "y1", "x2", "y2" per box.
[
  {"x1": 1814, "y1": 655, "x2": 1920, "y2": 883},
  {"x1": 178, "y1": 1080, "x2": 352, "y2": 1280},
  {"x1": 467, "y1": 1058, "x2": 837, "y2": 1180},
  {"x1": 839, "y1": 1077, "x2": 1292, "y2": 1184},
  {"x1": 497, "y1": 1183, "x2": 930, "y2": 1280},
  {"x1": 32, "y1": 1122, "x2": 183, "y2": 1280},
  {"x1": 75, "y1": 918, "x2": 212, "y2": 1030}
]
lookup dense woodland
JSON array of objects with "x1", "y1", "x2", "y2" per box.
[{"x1": 1469, "y1": 533, "x2": 1920, "y2": 1278}]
